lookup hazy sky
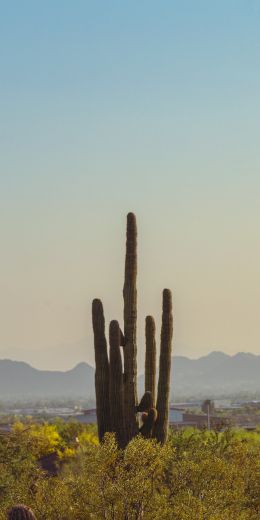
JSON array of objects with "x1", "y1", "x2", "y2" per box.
[{"x1": 1, "y1": 1, "x2": 260, "y2": 370}]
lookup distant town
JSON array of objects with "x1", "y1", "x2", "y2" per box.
[{"x1": 1, "y1": 398, "x2": 260, "y2": 434}]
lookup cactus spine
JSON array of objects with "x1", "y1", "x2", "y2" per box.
[
  {"x1": 92, "y1": 214, "x2": 173, "y2": 446},
  {"x1": 153, "y1": 289, "x2": 173, "y2": 444},
  {"x1": 92, "y1": 299, "x2": 111, "y2": 441},
  {"x1": 109, "y1": 320, "x2": 125, "y2": 448},
  {"x1": 145, "y1": 316, "x2": 156, "y2": 405}
]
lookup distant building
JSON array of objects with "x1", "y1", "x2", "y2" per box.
[
  {"x1": 72, "y1": 409, "x2": 97, "y2": 424},
  {"x1": 72, "y1": 406, "x2": 229, "y2": 430},
  {"x1": 169, "y1": 408, "x2": 184, "y2": 423}
]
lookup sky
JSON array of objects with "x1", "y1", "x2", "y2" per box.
[{"x1": 1, "y1": 1, "x2": 260, "y2": 370}]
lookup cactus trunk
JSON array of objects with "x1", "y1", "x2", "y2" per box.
[
  {"x1": 109, "y1": 320, "x2": 125, "y2": 448},
  {"x1": 145, "y1": 316, "x2": 156, "y2": 406},
  {"x1": 153, "y1": 289, "x2": 173, "y2": 444},
  {"x1": 123, "y1": 212, "x2": 138, "y2": 442},
  {"x1": 92, "y1": 299, "x2": 111, "y2": 442}
]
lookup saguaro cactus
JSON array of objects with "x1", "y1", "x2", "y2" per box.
[
  {"x1": 153, "y1": 289, "x2": 173, "y2": 443},
  {"x1": 123, "y1": 212, "x2": 138, "y2": 442},
  {"x1": 145, "y1": 316, "x2": 156, "y2": 405},
  {"x1": 92, "y1": 299, "x2": 111, "y2": 441},
  {"x1": 109, "y1": 320, "x2": 125, "y2": 448},
  {"x1": 92, "y1": 213, "x2": 173, "y2": 446}
]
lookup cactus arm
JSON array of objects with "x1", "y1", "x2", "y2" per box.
[
  {"x1": 109, "y1": 320, "x2": 126, "y2": 448},
  {"x1": 92, "y1": 299, "x2": 111, "y2": 441},
  {"x1": 153, "y1": 289, "x2": 173, "y2": 444},
  {"x1": 145, "y1": 315, "x2": 156, "y2": 405}
]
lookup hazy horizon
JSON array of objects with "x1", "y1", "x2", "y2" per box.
[
  {"x1": 1, "y1": 2, "x2": 260, "y2": 370},
  {"x1": 2, "y1": 344, "x2": 260, "y2": 372},
  {"x1": 0, "y1": 347, "x2": 259, "y2": 373}
]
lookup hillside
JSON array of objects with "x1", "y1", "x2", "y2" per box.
[
  {"x1": 169, "y1": 351, "x2": 260, "y2": 398},
  {"x1": 0, "y1": 360, "x2": 95, "y2": 400},
  {"x1": 0, "y1": 352, "x2": 259, "y2": 401}
]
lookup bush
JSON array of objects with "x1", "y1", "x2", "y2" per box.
[{"x1": 0, "y1": 423, "x2": 259, "y2": 519}]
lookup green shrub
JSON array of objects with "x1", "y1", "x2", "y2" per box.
[{"x1": 0, "y1": 424, "x2": 259, "y2": 520}]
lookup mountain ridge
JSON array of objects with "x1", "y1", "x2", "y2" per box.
[{"x1": 0, "y1": 352, "x2": 259, "y2": 401}]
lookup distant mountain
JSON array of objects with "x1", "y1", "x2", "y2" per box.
[
  {"x1": 0, "y1": 360, "x2": 95, "y2": 400},
  {"x1": 0, "y1": 339, "x2": 92, "y2": 371},
  {"x1": 0, "y1": 352, "x2": 259, "y2": 401},
  {"x1": 169, "y1": 351, "x2": 260, "y2": 398}
]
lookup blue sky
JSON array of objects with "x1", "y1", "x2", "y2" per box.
[{"x1": 1, "y1": 1, "x2": 260, "y2": 368}]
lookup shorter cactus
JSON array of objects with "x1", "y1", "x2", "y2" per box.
[
  {"x1": 153, "y1": 289, "x2": 173, "y2": 444},
  {"x1": 92, "y1": 299, "x2": 111, "y2": 441},
  {"x1": 145, "y1": 316, "x2": 156, "y2": 404},
  {"x1": 8, "y1": 505, "x2": 36, "y2": 520},
  {"x1": 109, "y1": 320, "x2": 125, "y2": 448}
]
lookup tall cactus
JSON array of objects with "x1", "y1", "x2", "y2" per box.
[
  {"x1": 92, "y1": 214, "x2": 173, "y2": 446},
  {"x1": 145, "y1": 316, "x2": 156, "y2": 406},
  {"x1": 92, "y1": 299, "x2": 111, "y2": 442},
  {"x1": 109, "y1": 320, "x2": 125, "y2": 448},
  {"x1": 123, "y1": 212, "x2": 138, "y2": 442},
  {"x1": 153, "y1": 289, "x2": 173, "y2": 443}
]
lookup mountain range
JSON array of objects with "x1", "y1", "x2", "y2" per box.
[{"x1": 0, "y1": 352, "x2": 259, "y2": 402}]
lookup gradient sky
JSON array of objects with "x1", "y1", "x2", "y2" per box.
[{"x1": 1, "y1": 1, "x2": 260, "y2": 370}]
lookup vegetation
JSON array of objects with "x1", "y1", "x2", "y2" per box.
[
  {"x1": 0, "y1": 420, "x2": 259, "y2": 519},
  {"x1": 92, "y1": 213, "x2": 173, "y2": 446}
]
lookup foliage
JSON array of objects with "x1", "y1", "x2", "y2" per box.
[{"x1": 0, "y1": 422, "x2": 259, "y2": 519}]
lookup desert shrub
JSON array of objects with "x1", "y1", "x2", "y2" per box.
[
  {"x1": 0, "y1": 424, "x2": 259, "y2": 520},
  {"x1": 60, "y1": 433, "x2": 171, "y2": 519},
  {"x1": 164, "y1": 428, "x2": 260, "y2": 520}
]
